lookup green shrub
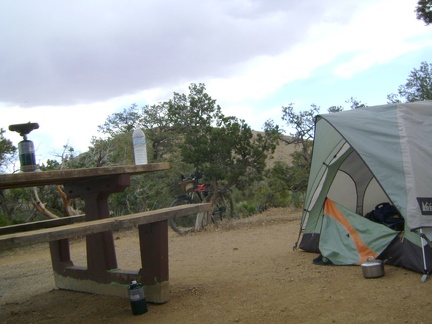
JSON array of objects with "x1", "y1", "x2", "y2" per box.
[
  {"x1": 236, "y1": 201, "x2": 257, "y2": 217},
  {"x1": 0, "y1": 214, "x2": 10, "y2": 227}
]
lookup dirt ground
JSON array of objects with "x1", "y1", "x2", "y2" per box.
[{"x1": 1, "y1": 207, "x2": 432, "y2": 324}]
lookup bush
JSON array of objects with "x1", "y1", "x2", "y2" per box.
[
  {"x1": 236, "y1": 201, "x2": 257, "y2": 218},
  {"x1": 0, "y1": 214, "x2": 10, "y2": 227}
]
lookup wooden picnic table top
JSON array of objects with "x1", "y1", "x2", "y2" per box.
[{"x1": 0, "y1": 163, "x2": 170, "y2": 190}]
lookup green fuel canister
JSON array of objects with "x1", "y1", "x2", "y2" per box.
[
  {"x1": 128, "y1": 280, "x2": 148, "y2": 315},
  {"x1": 18, "y1": 139, "x2": 37, "y2": 172}
]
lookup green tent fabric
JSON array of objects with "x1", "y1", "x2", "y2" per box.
[
  {"x1": 297, "y1": 101, "x2": 432, "y2": 275},
  {"x1": 320, "y1": 199, "x2": 398, "y2": 265}
]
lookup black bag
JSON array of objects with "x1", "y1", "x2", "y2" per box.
[{"x1": 365, "y1": 202, "x2": 404, "y2": 231}]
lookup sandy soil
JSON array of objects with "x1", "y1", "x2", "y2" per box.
[{"x1": 1, "y1": 207, "x2": 431, "y2": 324}]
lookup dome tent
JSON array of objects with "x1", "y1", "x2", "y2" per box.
[{"x1": 296, "y1": 101, "x2": 432, "y2": 281}]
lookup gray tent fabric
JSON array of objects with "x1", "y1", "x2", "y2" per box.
[
  {"x1": 297, "y1": 101, "x2": 432, "y2": 276},
  {"x1": 397, "y1": 103, "x2": 432, "y2": 229}
]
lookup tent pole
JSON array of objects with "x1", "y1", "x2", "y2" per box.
[{"x1": 419, "y1": 229, "x2": 430, "y2": 283}]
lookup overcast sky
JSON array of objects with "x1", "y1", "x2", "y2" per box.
[{"x1": 1, "y1": 0, "x2": 431, "y2": 165}]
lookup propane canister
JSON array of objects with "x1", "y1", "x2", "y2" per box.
[
  {"x1": 18, "y1": 138, "x2": 37, "y2": 172},
  {"x1": 128, "y1": 280, "x2": 148, "y2": 315}
]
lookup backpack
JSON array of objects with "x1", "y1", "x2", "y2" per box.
[{"x1": 365, "y1": 202, "x2": 404, "y2": 231}]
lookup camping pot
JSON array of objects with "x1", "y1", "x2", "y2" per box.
[{"x1": 361, "y1": 257, "x2": 384, "y2": 278}]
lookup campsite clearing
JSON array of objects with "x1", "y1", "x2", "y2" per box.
[{"x1": 1, "y1": 207, "x2": 431, "y2": 323}]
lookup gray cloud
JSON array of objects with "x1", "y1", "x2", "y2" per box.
[{"x1": 0, "y1": 0, "x2": 357, "y2": 107}]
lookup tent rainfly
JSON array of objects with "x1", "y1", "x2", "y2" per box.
[{"x1": 295, "y1": 101, "x2": 432, "y2": 282}]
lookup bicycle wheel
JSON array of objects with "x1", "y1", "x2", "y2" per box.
[
  {"x1": 211, "y1": 191, "x2": 234, "y2": 225},
  {"x1": 168, "y1": 193, "x2": 201, "y2": 235}
]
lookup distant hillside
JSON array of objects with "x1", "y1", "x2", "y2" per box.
[
  {"x1": 269, "y1": 134, "x2": 297, "y2": 167},
  {"x1": 252, "y1": 131, "x2": 298, "y2": 168}
]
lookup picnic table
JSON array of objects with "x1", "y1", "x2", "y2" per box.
[{"x1": 0, "y1": 164, "x2": 212, "y2": 303}]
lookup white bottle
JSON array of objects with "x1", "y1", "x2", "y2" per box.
[{"x1": 132, "y1": 128, "x2": 148, "y2": 165}]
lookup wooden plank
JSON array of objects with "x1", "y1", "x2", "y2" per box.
[
  {"x1": 0, "y1": 163, "x2": 170, "y2": 189},
  {"x1": 0, "y1": 203, "x2": 211, "y2": 251},
  {"x1": 0, "y1": 214, "x2": 86, "y2": 235}
]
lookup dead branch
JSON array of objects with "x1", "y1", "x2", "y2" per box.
[
  {"x1": 56, "y1": 185, "x2": 80, "y2": 216},
  {"x1": 31, "y1": 187, "x2": 60, "y2": 219}
]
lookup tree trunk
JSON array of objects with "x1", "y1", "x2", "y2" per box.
[
  {"x1": 194, "y1": 181, "x2": 219, "y2": 231},
  {"x1": 194, "y1": 211, "x2": 208, "y2": 231}
]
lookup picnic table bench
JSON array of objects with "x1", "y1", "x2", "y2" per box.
[{"x1": 0, "y1": 164, "x2": 212, "y2": 303}]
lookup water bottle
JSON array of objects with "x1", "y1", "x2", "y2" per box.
[
  {"x1": 132, "y1": 128, "x2": 148, "y2": 165},
  {"x1": 128, "y1": 280, "x2": 148, "y2": 315}
]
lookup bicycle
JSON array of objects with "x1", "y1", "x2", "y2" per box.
[{"x1": 168, "y1": 173, "x2": 235, "y2": 235}]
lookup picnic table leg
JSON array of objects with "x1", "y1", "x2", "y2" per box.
[
  {"x1": 138, "y1": 220, "x2": 169, "y2": 303},
  {"x1": 49, "y1": 238, "x2": 73, "y2": 272},
  {"x1": 83, "y1": 192, "x2": 118, "y2": 275},
  {"x1": 49, "y1": 174, "x2": 173, "y2": 300},
  {"x1": 64, "y1": 174, "x2": 130, "y2": 281}
]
